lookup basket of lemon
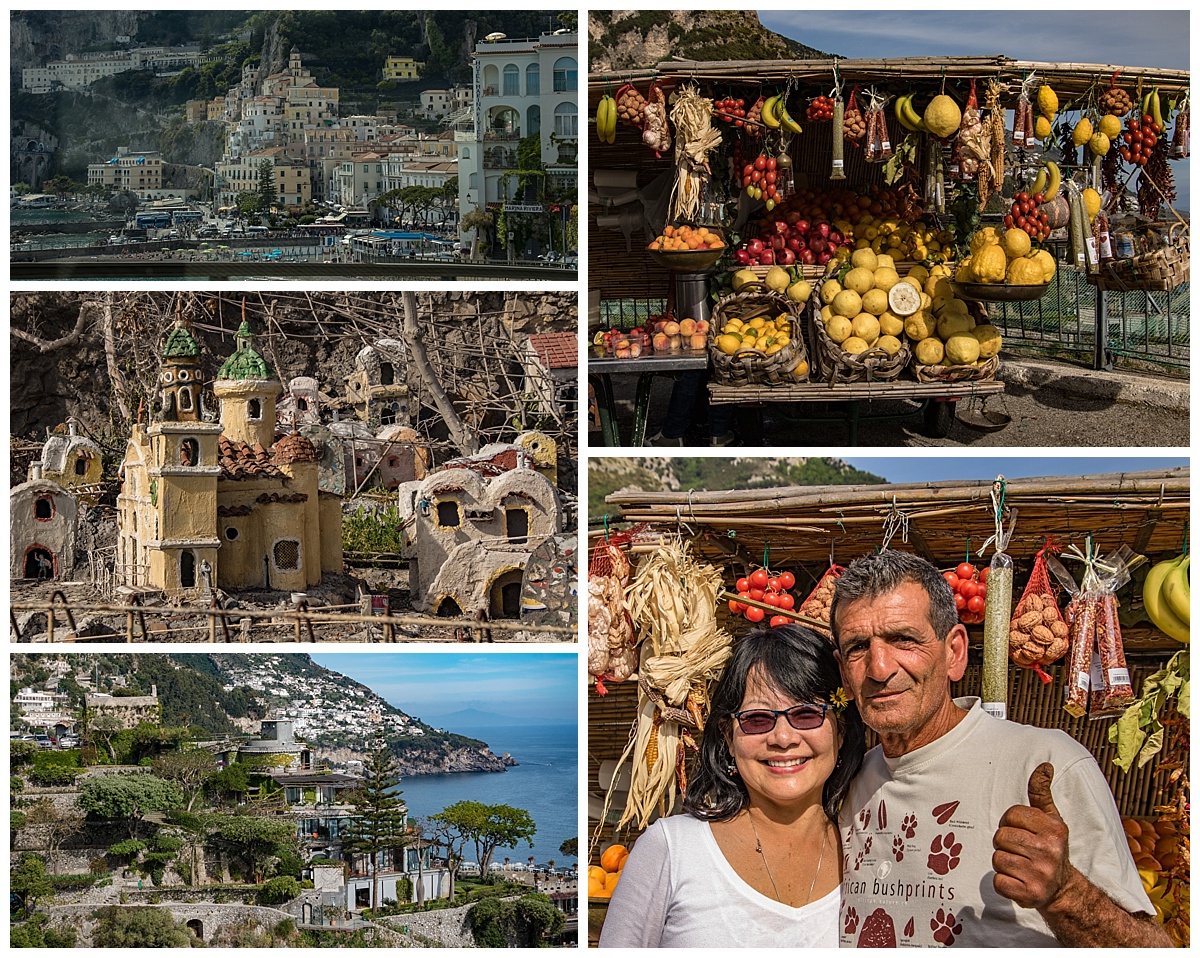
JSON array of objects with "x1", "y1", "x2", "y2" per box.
[
  {"x1": 708, "y1": 284, "x2": 809, "y2": 386},
  {"x1": 808, "y1": 257, "x2": 914, "y2": 385}
]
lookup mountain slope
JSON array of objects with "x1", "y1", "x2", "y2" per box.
[{"x1": 588, "y1": 11, "x2": 831, "y2": 74}]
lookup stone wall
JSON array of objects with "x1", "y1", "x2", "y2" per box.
[
  {"x1": 378, "y1": 901, "x2": 476, "y2": 948},
  {"x1": 43, "y1": 901, "x2": 298, "y2": 946}
]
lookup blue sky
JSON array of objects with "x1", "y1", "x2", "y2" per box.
[
  {"x1": 309, "y1": 653, "x2": 577, "y2": 726},
  {"x1": 843, "y1": 456, "x2": 1188, "y2": 485},
  {"x1": 759, "y1": 9, "x2": 1190, "y2": 209}
]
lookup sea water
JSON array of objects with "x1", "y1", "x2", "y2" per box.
[{"x1": 390, "y1": 721, "x2": 577, "y2": 869}]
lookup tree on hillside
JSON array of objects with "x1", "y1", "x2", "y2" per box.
[
  {"x1": 345, "y1": 747, "x2": 407, "y2": 910},
  {"x1": 558, "y1": 837, "x2": 577, "y2": 859},
  {"x1": 152, "y1": 750, "x2": 219, "y2": 812},
  {"x1": 77, "y1": 774, "x2": 184, "y2": 840},
  {"x1": 92, "y1": 906, "x2": 199, "y2": 947},
  {"x1": 24, "y1": 798, "x2": 82, "y2": 875},
  {"x1": 88, "y1": 713, "x2": 124, "y2": 762},
  {"x1": 208, "y1": 815, "x2": 296, "y2": 883},
  {"x1": 432, "y1": 800, "x2": 536, "y2": 877},
  {"x1": 425, "y1": 813, "x2": 470, "y2": 900},
  {"x1": 11, "y1": 854, "x2": 54, "y2": 916},
  {"x1": 206, "y1": 761, "x2": 251, "y2": 806},
  {"x1": 256, "y1": 160, "x2": 277, "y2": 213}
]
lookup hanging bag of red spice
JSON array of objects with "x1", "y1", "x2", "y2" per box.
[{"x1": 798, "y1": 564, "x2": 845, "y2": 638}]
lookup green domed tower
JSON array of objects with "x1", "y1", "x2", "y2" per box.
[
  {"x1": 214, "y1": 319, "x2": 282, "y2": 449},
  {"x1": 160, "y1": 319, "x2": 203, "y2": 422}
]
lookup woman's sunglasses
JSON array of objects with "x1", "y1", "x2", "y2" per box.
[{"x1": 732, "y1": 703, "x2": 830, "y2": 735}]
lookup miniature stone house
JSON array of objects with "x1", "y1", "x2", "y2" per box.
[
  {"x1": 346, "y1": 340, "x2": 413, "y2": 429},
  {"x1": 522, "y1": 332, "x2": 577, "y2": 420},
  {"x1": 276, "y1": 376, "x2": 322, "y2": 428},
  {"x1": 399, "y1": 463, "x2": 563, "y2": 617},
  {"x1": 10, "y1": 472, "x2": 77, "y2": 580},
  {"x1": 376, "y1": 425, "x2": 431, "y2": 489},
  {"x1": 35, "y1": 417, "x2": 104, "y2": 497},
  {"x1": 117, "y1": 319, "x2": 343, "y2": 598}
]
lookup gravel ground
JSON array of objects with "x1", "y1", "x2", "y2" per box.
[{"x1": 593, "y1": 356, "x2": 1189, "y2": 448}]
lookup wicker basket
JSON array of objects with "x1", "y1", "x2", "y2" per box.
[
  {"x1": 1087, "y1": 223, "x2": 1190, "y2": 292},
  {"x1": 911, "y1": 353, "x2": 1001, "y2": 383},
  {"x1": 807, "y1": 298, "x2": 910, "y2": 385},
  {"x1": 708, "y1": 285, "x2": 809, "y2": 386}
]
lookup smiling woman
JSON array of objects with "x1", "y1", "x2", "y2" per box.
[{"x1": 598, "y1": 626, "x2": 866, "y2": 948}]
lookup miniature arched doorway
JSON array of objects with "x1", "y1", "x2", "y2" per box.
[
  {"x1": 180, "y1": 550, "x2": 196, "y2": 589},
  {"x1": 186, "y1": 919, "x2": 203, "y2": 941},
  {"x1": 23, "y1": 546, "x2": 55, "y2": 580},
  {"x1": 489, "y1": 568, "x2": 524, "y2": 619},
  {"x1": 435, "y1": 595, "x2": 463, "y2": 618}
]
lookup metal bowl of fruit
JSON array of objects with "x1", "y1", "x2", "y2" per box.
[
  {"x1": 646, "y1": 226, "x2": 727, "y2": 272},
  {"x1": 947, "y1": 281, "x2": 1049, "y2": 303}
]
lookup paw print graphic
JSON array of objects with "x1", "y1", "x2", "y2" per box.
[
  {"x1": 859, "y1": 806, "x2": 872, "y2": 829},
  {"x1": 863, "y1": 835, "x2": 873, "y2": 854},
  {"x1": 892, "y1": 834, "x2": 905, "y2": 861},
  {"x1": 854, "y1": 848, "x2": 866, "y2": 870},
  {"x1": 902, "y1": 813, "x2": 918, "y2": 838},
  {"x1": 927, "y1": 831, "x2": 963, "y2": 875},
  {"x1": 844, "y1": 906, "x2": 859, "y2": 935},
  {"x1": 930, "y1": 907, "x2": 963, "y2": 945}
]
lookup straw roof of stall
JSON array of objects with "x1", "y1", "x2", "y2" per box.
[
  {"x1": 588, "y1": 56, "x2": 1190, "y2": 104},
  {"x1": 600, "y1": 466, "x2": 1189, "y2": 653}
]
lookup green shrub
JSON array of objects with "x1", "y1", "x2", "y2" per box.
[
  {"x1": 107, "y1": 838, "x2": 147, "y2": 861},
  {"x1": 150, "y1": 835, "x2": 184, "y2": 852},
  {"x1": 258, "y1": 875, "x2": 300, "y2": 905},
  {"x1": 48, "y1": 873, "x2": 100, "y2": 891}
]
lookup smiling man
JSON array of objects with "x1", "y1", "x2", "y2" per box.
[{"x1": 829, "y1": 550, "x2": 1168, "y2": 948}]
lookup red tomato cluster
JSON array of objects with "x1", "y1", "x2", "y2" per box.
[
  {"x1": 741, "y1": 153, "x2": 785, "y2": 207},
  {"x1": 944, "y1": 562, "x2": 990, "y2": 625},
  {"x1": 806, "y1": 95, "x2": 834, "y2": 122},
  {"x1": 1120, "y1": 116, "x2": 1160, "y2": 166},
  {"x1": 729, "y1": 567, "x2": 797, "y2": 628},
  {"x1": 714, "y1": 96, "x2": 748, "y2": 127},
  {"x1": 1004, "y1": 192, "x2": 1050, "y2": 241}
]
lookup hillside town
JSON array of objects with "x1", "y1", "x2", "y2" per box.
[
  {"x1": 12, "y1": 12, "x2": 579, "y2": 270},
  {"x1": 10, "y1": 653, "x2": 578, "y2": 947}
]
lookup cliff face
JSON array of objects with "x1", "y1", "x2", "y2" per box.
[
  {"x1": 320, "y1": 744, "x2": 516, "y2": 775},
  {"x1": 10, "y1": 11, "x2": 147, "y2": 76},
  {"x1": 588, "y1": 10, "x2": 829, "y2": 74}
]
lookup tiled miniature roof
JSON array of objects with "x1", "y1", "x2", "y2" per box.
[
  {"x1": 272, "y1": 432, "x2": 319, "y2": 464},
  {"x1": 218, "y1": 437, "x2": 285, "y2": 480},
  {"x1": 217, "y1": 320, "x2": 276, "y2": 381},
  {"x1": 527, "y1": 332, "x2": 577, "y2": 370},
  {"x1": 163, "y1": 323, "x2": 200, "y2": 360},
  {"x1": 441, "y1": 448, "x2": 521, "y2": 478}
]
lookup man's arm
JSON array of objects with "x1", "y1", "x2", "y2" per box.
[{"x1": 992, "y1": 763, "x2": 1171, "y2": 947}]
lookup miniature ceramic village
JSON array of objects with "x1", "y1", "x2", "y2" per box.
[{"x1": 10, "y1": 291, "x2": 578, "y2": 642}]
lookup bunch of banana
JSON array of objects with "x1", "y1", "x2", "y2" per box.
[
  {"x1": 761, "y1": 94, "x2": 803, "y2": 135},
  {"x1": 596, "y1": 95, "x2": 617, "y2": 144},
  {"x1": 894, "y1": 94, "x2": 926, "y2": 132},
  {"x1": 1142, "y1": 553, "x2": 1190, "y2": 643},
  {"x1": 1141, "y1": 87, "x2": 1168, "y2": 128},
  {"x1": 1031, "y1": 159, "x2": 1062, "y2": 201}
]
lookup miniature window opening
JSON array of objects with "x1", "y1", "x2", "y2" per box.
[
  {"x1": 35, "y1": 495, "x2": 54, "y2": 520},
  {"x1": 274, "y1": 539, "x2": 300, "y2": 570},
  {"x1": 381, "y1": 404, "x2": 396, "y2": 426},
  {"x1": 180, "y1": 438, "x2": 199, "y2": 466},
  {"x1": 388, "y1": 458, "x2": 400, "y2": 469},
  {"x1": 380, "y1": 362, "x2": 395, "y2": 386},
  {"x1": 225, "y1": 526, "x2": 239, "y2": 541},
  {"x1": 249, "y1": 399, "x2": 262, "y2": 421},
  {"x1": 297, "y1": 397, "x2": 308, "y2": 411},
  {"x1": 74, "y1": 455, "x2": 89, "y2": 476},
  {"x1": 179, "y1": 387, "x2": 193, "y2": 412},
  {"x1": 436, "y1": 500, "x2": 460, "y2": 527},
  {"x1": 180, "y1": 551, "x2": 196, "y2": 588},
  {"x1": 505, "y1": 507, "x2": 529, "y2": 545}
]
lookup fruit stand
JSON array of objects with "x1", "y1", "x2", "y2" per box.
[
  {"x1": 587, "y1": 466, "x2": 1190, "y2": 944},
  {"x1": 588, "y1": 56, "x2": 1190, "y2": 444}
]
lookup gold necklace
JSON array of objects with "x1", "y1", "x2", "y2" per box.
[{"x1": 746, "y1": 807, "x2": 829, "y2": 907}]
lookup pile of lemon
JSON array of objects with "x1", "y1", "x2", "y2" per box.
[
  {"x1": 956, "y1": 226, "x2": 1056, "y2": 286},
  {"x1": 828, "y1": 216, "x2": 957, "y2": 269},
  {"x1": 714, "y1": 309, "x2": 809, "y2": 379},
  {"x1": 818, "y1": 249, "x2": 1003, "y2": 367}
]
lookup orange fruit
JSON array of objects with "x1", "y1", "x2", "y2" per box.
[{"x1": 600, "y1": 844, "x2": 629, "y2": 873}]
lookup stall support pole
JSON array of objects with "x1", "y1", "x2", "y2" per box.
[
  {"x1": 1093, "y1": 284, "x2": 1113, "y2": 371},
  {"x1": 590, "y1": 374, "x2": 621, "y2": 447},
  {"x1": 632, "y1": 373, "x2": 657, "y2": 447}
]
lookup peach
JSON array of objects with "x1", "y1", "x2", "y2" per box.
[
  {"x1": 669, "y1": 334, "x2": 683, "y2": 351},
  {"x1": 651, "y1": 332, "x2": 669, "y2": 351},
  {"x1": 615, "y1": 343, "x2": 632, "y2": 359},
  {"x1": 663, "y1": 321, "x2": 680, "y2": 337},
  {"x1": 629, "y1": 341, "x2": 643, "y2": 358},
  {"x1": 695, "y1": 319, "x2": 710, "y2": 334},
  {"x1": 689, "y1": 332, "x2": 708, "y2": 350},
  {"x1": 678, "y1": 318, "x2": 696, "y2": 337}
]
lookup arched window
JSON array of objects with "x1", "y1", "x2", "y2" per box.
[
  {"x1": 248, "y1": 399, "x2": 262, "y2": 421},
  {"x1": 526, "y1": 63, "x2": 540, "y2": 96},
  {"x1": 380, "y1": 362, "x2": 394, "y2": 386},
  {"x1": 503, "y1": 64, "x2": 519, "y2": 97},
  {"x1": 527, "y1": 105, "x2": 541, "y2": 136},
  {"x1": 35, "y1": 495, "x2": 54, "y2": 521},
  {"x1": 553, "y1": 102, "x2": 578, "y2": 138},
  {"x1": 552, "y1": 57, "x2": 577, "y2": 93},
  {"x1": 180, "y1": 438, "x2": 199, "y2": 466},
  {"x1": 179, "y1": 387, "x2": 193, "y2": 412}
]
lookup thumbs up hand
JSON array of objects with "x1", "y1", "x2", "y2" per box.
[{"x1": 992, "y1": 762, "x2": 1076, "y2": 911}]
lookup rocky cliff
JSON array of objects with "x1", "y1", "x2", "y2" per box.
[
  {"x1": 588, "y1": 10, "x2": 829, "y2": 74},
  {"x1": 9, "y1": 11, "x2": 147, "y2": 76}
]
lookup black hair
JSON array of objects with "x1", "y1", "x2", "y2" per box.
[
  {"x1": 683, "y1": 624, "x2": 865, "y2": 823},
  {"x1": 830, "y1": 550, "x2": 958, "y2": 647}
]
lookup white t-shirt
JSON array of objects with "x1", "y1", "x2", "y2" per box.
[
  {"x1": 599, "y1": 812, "x2": 841, "y2": 948},
  {"x1": 838, "y1": 696, "x2": 1153, "y2": 947}
]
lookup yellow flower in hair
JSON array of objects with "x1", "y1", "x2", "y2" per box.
[{"x1": 830, "y1": 687, "x2": 850, "y2": 713}]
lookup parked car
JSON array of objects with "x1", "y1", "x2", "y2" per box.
[{"x1": 33, "y1": 734, "x2": 53, "y2": 749}]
